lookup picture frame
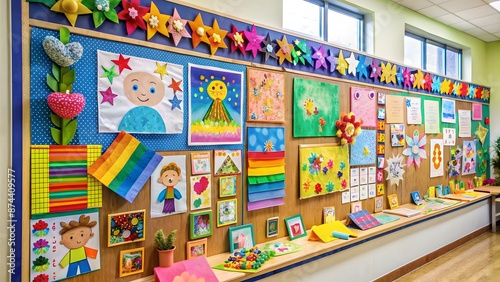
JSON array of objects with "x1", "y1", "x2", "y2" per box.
[
  {"x1": 351, "y1": 201, "x2": 362, "y2": 213},
  {"x1": 214, "y1": 149, "x2": 242, "y2": 176},
  {"x1": 323, "y1": 206, "x2": 335, "y2": 224},
  {"x1": 228, "y1": 224, "x2": 255, "y2": 253},
  {"x1": 119, "y1": 247, "x2": 144, "y2": 277},
  {"x1": 186, "y1": 238, "x2": 208, "y2": 260},
  {"x1": 191, "y1": 151, "x2": 211, "y2": 175},
  {"x1": 189, "y1": 210, "x2": 213, "y2": 240},
  {"x1": 374, "y1": 196, "x2": 383, "y2": 212},
  {"x1": 284, "y1": 214, "x2": 307, "y2": 240},
  {"x1": 219, "y1": 175, "x2": 237, "y2": 197},
  {"x1": 266, "y1": 217, "x2": 279, "y2": 238},
  {"x1": 217, "y1": 199, "x2": 237, "y2": 227},
  {"x1": 108, "y1": 209, "x2": 146, "y2": 247}
]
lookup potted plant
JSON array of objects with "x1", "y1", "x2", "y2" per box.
[
  {"x1": 491, "y1": 136, "x2": 500, "y2": 185},
  {"x1": 154, "y1": 229, "x2": 177, "y2": 267}
]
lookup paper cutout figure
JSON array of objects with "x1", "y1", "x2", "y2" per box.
[
  {"x1": 402, "y1": 130, "x2": 427, "y2": 167},
  {"x1": 206, "y1": 19, "x2": 228, "y2": 55},
  {"x1": 247, "y1": 68, "x2": 285, "y2": 123},
  {"x1": 475, "y1": 123, "x2": 488, "y2": 145},
  {"x1": 350, "y1": 130, "x2": 376, "y2": 166},
  {"x1": 117, "y1": 0, "x2": 149, "y2": 35},
  {"x1": 430, "y1": 139, "x2": 444, "y2": 178},
  {"x1": 151, "y1": 157, "x2": 187, "y2": 217},
  {"x1": 350, "y1": 87, "x2": 376, "y2": 127},
  {"x1": 448, "y1": 146, "x2": 462, "y2": 176},
  {"x1": 143, "y1": 2, "x2": 170, "y2": 40},
  {"x1": 462, "y1": 141, "x2": 476, "y2": 175},
  {"x1": 167, "y1": 8, "x2": 191, "y2": 46},
  {"x1": 188, "y1": 64, "x2": 243, "y2": 145},
  {"x1": 98, "y1": 50, "x2": 184, "y2": 133},
  {"x1": 214, "y1": 150, "x2": 242, "y2": 176},
  {"x1": 188, "y1": 13, "x2": 211, "y2": 49},
  {"x1": 50, "y1": 0, "x2": 92, "y2": 26},
  {"x1": 385, "y1": 154, "x2": 405, "y2": 187}
]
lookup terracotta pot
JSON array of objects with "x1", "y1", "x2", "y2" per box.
[{"x1": 158, "y1": 246, "x2": 176, "y2": 267}]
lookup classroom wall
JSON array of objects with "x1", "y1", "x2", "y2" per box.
[
  {"x1": 2, "y1": 1, "x2": 10, "y2": 282},
  {"x1": 486, "y1": 41, "x2": 500, "y2": 155}
]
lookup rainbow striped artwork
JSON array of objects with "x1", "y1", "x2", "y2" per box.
[
  {"x1": 31, "y1": 145, "x2": 102, "y2": 215},
  {"x1": 89, "y1": 131, "x2": 162, "y2": 203}
]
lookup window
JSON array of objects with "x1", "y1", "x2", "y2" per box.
[
  {"x1": 404, "y1": 33, "x2": 462, "y2": 79},
  {"x1": 283, "y1": 0, "x2": 364, "y2": 51}
]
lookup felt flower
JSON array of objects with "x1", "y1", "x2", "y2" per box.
[
  {"x1": 81, "y1": 0, "x2": 120, "y2": 28},
  {"x1": 32, "y1": 256, "x2": 50, "y2": 273},
  {"x1": 337, "y1": 171, "x2": 343, "y2": 178},
  {"x1": 117, "y1": 0, "x2": 149, "y2": 35},
  {"x1": 327, "y1": 159, "x2": 333, "y2": 169},
  {"x1": 326, "y1": 181, "x2": 334, "y2": 193},
  {"x1": 340, "y1": 161, "x2": 346, "y2": 170},
  {"x1": 33, "y1": 239, "x2": 50, "y2": 255},
  {"x1": 301, "y1": 163, "x2": 307, "y2": 171},
  {"x1": 315, "y1": 183, "x2": 322, "y2": 194},
  {"x1": 32, "y1": 220, "x2": 49, "y2": 237},
  {"x1": 341, "y1": 179, "x2": 347, "y2": 189},
  {"x1": 402, "y1": 130, "x2": 427, "y2": 167},
  {"x1": 335, "y1": 112, "x2": 363, "y2": 145},
  {"x1": 322, "y1": 166, "x2": 329, "y2": 174},
  {"x1": 33, "y1": 274, "x2": 49, "y2": 282},
  {"x1": 303, "y1": 180, "x2": 310, "y2": 191}
]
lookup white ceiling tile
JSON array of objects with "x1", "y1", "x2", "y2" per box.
[
  {"x1": 434, "y1": 13, "x2": 464, "y2": 25},
  {"x1": 438, "y1": 0, "x2": 484, "y2": 13},
  {"x1": 469, "y1": 14, "x2": 500, "y2": 27},
  {"x1": 455, "y1": 5, "x2": 498, "y2": 20},
  {"x1": 474, "y1": 33, "x2": 500, "y2": 42},
  {"x1": 463, "y1": 27, "x2": 489, "y2": 36},
  {"x1": 448, "y1": 20, "x2": 477, "y2": 30},
  {"x1": 481, "y1": 22, "x2": 500, "y2": 33},
  {"x1": 429, "y1": 0, "x2": 449, "y2": 4},
  {"x1": 398, "y1": 0, "x2": 434, "y2": 11},
  {"x1": 417, "y1": 6, "x2": 449, "y2": 17}
]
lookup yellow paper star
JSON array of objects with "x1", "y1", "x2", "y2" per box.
[
  {"x1": 143, "y1": 2, "x2": 170, "y2": 40},
  {"x1": 50, "y1": 0, "x2": 92, "y2": 26},
  {"x1": 440, "y1": 78, "x2": 450, "y2": 94},
  {"x1": 412, "y1": 69, "x2": 424, "y2": 89},
  {"x1": 453, "y1": 82, "x2": 462, "y2": 96},
  {"x1": 206, "y1": 19, "x2": 228, "y2": 55},
  {"x1": 276, "y1": 35, "x2": 293, "y2": 65},
  {"x1": 188, "y1": 13, "x2": 212, "y2": 49},
  {"x1": 154, "y1": 62, "x2": 168, "y2": 79},
  {"x1": 336, "y1": 50, "x2": 347, "y2": 76},
  {"x1": 475, "y1": 123, "x2": 488, "y2": 145},
  {"x1": 363, "y1": 146, "x2": 370, "y2": 156},
  {"x1": 380, "y1": 62, "x2": 396, "y2": 84}
]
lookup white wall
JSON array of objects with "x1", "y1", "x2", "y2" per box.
[{"x1": 2, "y1": 1, "x2": 10, "y2": 282}]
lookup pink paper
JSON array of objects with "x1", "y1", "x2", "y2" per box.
[
  {"x1": 154, "y1": 256, "x2": 219, "y2": 282},
  {"x1": 472, "y1": 103, "x2": 482, "y2": 120},
  {"x1": 350, "y1": 87, "x2": 377, "y2": 127},
  {"x1": 247, "y1": 197, "x2": 284, "y2": 211}
]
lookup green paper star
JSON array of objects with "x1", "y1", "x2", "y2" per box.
[{"x1": 100, "y1": 65, "x2": 119, "y2": 84}]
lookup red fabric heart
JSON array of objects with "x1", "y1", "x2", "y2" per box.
[{"x1": 47, "y1": 92, "x2": 86, "y2": 119}]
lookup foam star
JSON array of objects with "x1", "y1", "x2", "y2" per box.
[
  {"x1": 431, "y1": 76, "x2": 441, "y2": 93},
  {"x1": 276, "y1": 35, "x2": 293, "y2": 65},
  {"x1": 468, "y1": 85, "x2": 476, "y2": 99},
  {"x1": 142, "y1": 2, "x2": 170, "y2": 40},
  {"x1": 402, "y1": 67, "x2": 411, "y2": 88},
  {"x1": 117, "y1": 0, "x2": 149, "y2": 35},
  {"x1": 111, "y1": 54, "x2": 131, "y2": 74},
  {"x1": 81, "y1": 0, "x2": 120, "y2": 28},
  {"x1": 412, "y1": 69, "x2": 424, "y2": 89},
  {"x1": 345, "y1": 52, "x2": 359, "y2": 76},
  {"x1": 336, "y1": 50, "x2": 347, "y2": 75},
  {"x1": 475, "y1": 123, "x2": 488, "y2": 145},
  {"x1": 395, "y1": 67, "x2": 404, "y2": 85},
  {"x1": 167, "y1": 8, "x2": 191, "y2": 46},
  {"x1": 100, "y1": 87, "x2": 118, "y2": 105},
  {"x1": 423, "y1": 73, "x2": 433, "y2": 91},
  {"x1": 154, "y1": 62, "x2": 168, "y2": 79},
  {"x1": 50, "y1": 0, "x2": 92, "y2": 26},
  {"x1": 356, "y1": 55, "x2": 370, "y2": 79},
  {"x1": 440, "y1": 78, "x2": 450, "y2": 94},
  {"x1": 169, "y1": 93, "x2": 182, "y2": 110},
  {"x1": 312, "y1": 45, "x2": 328, "y2": 70},
  {"x1": 325, "y1": 49, "x2": 336, "y2": 73},
  {"x1": 227, "y1": 24, "x2": 246, "y2": 54},
  {"x1": 380, "y1": 62, "x2": 396, "y2": 84},
  {"x1": 188, "y1": 13, "x2": 211, "y2": 49},
  {"x1": 460, "y1": 83, "x2": 468, "y2": 98},
  {"x1": 168, "y1": 77, "x2": 182, "y2": 94},
  {"x1": 370, "y1": 59, "x2": 381, "y2": 80},
  {"x1": 244, "y1": 25, "x2": 264, "y2": 58},
  {"x1": 100, "y1": 65, "x2": 119, "y2": 84},
  {"x1": 260, "y1": 34, "x2": 277, "y2": 62},
  {"x1": 206, "y1": 19, "x2": 228, "y2": 55}
]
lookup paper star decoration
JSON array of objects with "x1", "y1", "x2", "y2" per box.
[
  {"x1": 453, "y1": 81, "x2": 462, "y2": 96},
  {"x1": 244, "y1": 25, "x2": 264, "y2": 58},
  {"x1": 325, "y1": 49, "x2": 336, "y2": 73},
  {"x1": 460, "y1": 83, "x2": 468, "y2": 98},
  {"x1": 431, "y1": 76, "x2": 441, "y2": 93},
  {"x1": 154, "y1": 62, "x2": 168, "y2": 80},
  {"x1": 380, "y1": 62, "x2": 396, "y2": 84},
  {"x1": 117, "y1": 0, "x2": 149, "y2": 35},
  {"x1": 345, "y1": 52, "x2": 359, "y2": 76},
  {"x1": 188, "y1": 13, "x2": 211, "y2": 49},
  {"x1": 260, "y1": 34, "x2": 277, "y2": 62},
  {"x1": 336, "y1": 50, "x2": 347, "y2": 76},
  {"x1": 423, "y1": 73, "x2": 433, "y2": 91},
  {"x1": 475, "y1": 86, "x2": 483, "y2": 99},
  {"x1": 100, "y1": 87, "x2": 118, "y2": 105},
  {"x1": 468, "y1": 85, "x2": 476, "y2": 99},
  {"x1": 312, "y1": 45, "x2": 328, "y2": 70},
  {"x1": 142, "y1": 2, "x2": 170, "y2": 40},
  {"x1": 291, "y1": 39, "x2": 313, "y2": 66},
  {"x1": 168, "y1": 78, "x2": 182, "y2": 94},
  {"x1": 440, "y1": 78, "x2": 451, "y2": 94},
  {"x1": 81, "y1": 0, "x2": 120, "y2": 28},
  {"x1": 475, "y1": 123, "x2": 488, "y2": 145},
  {"x1": 412, "y1": 69, "x2": 425, "y2": 89},
  {"x1": 402, "y1": 130, "x2": 427, "y2": 168},
  {"x1": 395, "y1": 67, "x2": 404, "y2": 85},
  {"x1": 276, "y1": 35, "x2": 294, "y2": 65},
  {"x1": 356, "y1": 55, "x2": 370, "y2": 79},
  {"x1": 370, "y1": 59, "x2": 382, "y2": 80},
  {"x1": 227, "y1": 24, "x2": 246, "y2": 54},
  {"x1": 385, "y1": 154, "x2": 406, "y2": 187},
  {"x1": 100, "y1": 65, "x2": 119, "y2": 84},
  {"x1": 169, "y1": 94, "x2": 182, "y2": 110},
  {"x1": 448, "y1": 80, "x2": 455, "y2": 95},
  {"x1": 167, "y1": 8, "x2": 191, "y2": 46},
  {"x1": 402, "y1": 67, "x2": 412, "y2": 88},
  {"x1": 111, "y1": 54, "x2": 131, "y2": 74},
  {"x1": 50, "y1": 0, "x2": 92, "y2": 26},
  {"x1": 206, "y1": 19, "x2": 228, "y2": 55}
]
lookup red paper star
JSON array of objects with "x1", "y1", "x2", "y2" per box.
[
  {"x1": 423, "y1": 73, "x2": 433, "y2": 91},
  {"x1": 206, "y1": 19, "x2": 228, "y2": 55},
  {"x1": 168, "y1": 77, "x2": 182, "y2": 94},
  {"x1": 187, "y1": 13, "x2": 211, "y2": 49},
  {"x1": 111, "y1": 54, "x2": 132, "y2": 74},
  {"x1": 475, "y1": 86, "x2": 483, "y2": 99},
  {"x1": 227, "y1": 24, "x2": 246, "y2": 54},
  {"x1": 460, "y1": 83, "x2": 468, "y2": 97},
  {"x1": 117, "y1": 0, "x2": 149, "y2": 35},
  {"x1": 448, "y1": 80, "x2": 455, "y2": 95},
  {"x1": 244, "y1": 25, "x2": 264, "y2": 58},
  {"x1": 100, "y1": 87, "x2": 118, "y2": 105},
  {"x1": 167, "y1": 8, "x2": 191, "y2": 46}
]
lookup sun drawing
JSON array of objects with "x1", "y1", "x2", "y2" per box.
[
  {"x1": 203, "y1": 79, "x2": 233, "y2": 124},
  {"x1": 264, "y1": 140, "x2": 274, "y2": 152}
]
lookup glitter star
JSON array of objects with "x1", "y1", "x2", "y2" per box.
[
  {"x1": 169, "y1": 93, "x2": 182, "y2": 110},
  {"x1": 142, "y1": 2, "x2": 170, "y2": 40},
  {"x1": 154, "y1": 62, "x2": 168, "y2": 79},
  {"x1": 99, "y1": 87, "x2": 118, "y2": 105},
  {"x1": 100, "y1": 65, "x2": 119, "y2": 84},
  {"x1": 188, "y1": 13, "x2": 211, "y2": 49},
  {"x1": 168, "y1": 77, "x2": 182, "y2": 94},
  {"x1": 111, "y1": 54, "x2": 132, "y2": 74}
]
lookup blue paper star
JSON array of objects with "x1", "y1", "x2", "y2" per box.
[
  {"x1": 468, "y1": 85, "x2": 476, "y2": 99},
  {"x1": 396, "y1": 67, "x2": 404, "y2": 86},
  {"x1": 169, "y1": 93, "x2": 182, "y2": 110},
  {"x1": 431, "y1": 76, "x2": 441, "y2": 93},
  {"x1": 357, "y1": 55, "x2": 369, "y2": 79}
]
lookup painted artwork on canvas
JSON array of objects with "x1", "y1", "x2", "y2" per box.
[
  {"x1": 430, "y1": 139, "x2": 444, "y2": 178},
  {"x1": 350, "y1": 87, "x2": 377, "y2": 127},
  {"x1": 462, "y1": 140, "x2": 476, "y2": 175},
  {"x1": 448, "y1": 146, "x2": 462, "y2": 176},
  {"x1": 97, "y1": 50, "x2": 184, "y2": 134},
  {"x1": 214, "y1": 150, "x2": 242, "y2": 176},
  {"x1": 293, "y1": 78, "x2": 339, "y2": 137},
  {"x1": 150, "y1": 155, "x2": 187, "y2": 218},
  {"x1": 247, "y1": 68, "x2": 285, "y2": 123},
  {"x1": 299, "y1": 144, "x2": 349, "y2": 199},
  {"x1": 188, "y1": 64, "x2": 243, "y2": 145},
  {"x1": 190, "y1": 174, "x2": 212, "y2": 210},
  {"x1": 350, "y1": 130, "x2": 376, "y2": 166}
]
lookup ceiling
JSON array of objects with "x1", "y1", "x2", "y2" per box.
[{"x1": 393, "y1": 0, "x2": 500, "y2": 42}]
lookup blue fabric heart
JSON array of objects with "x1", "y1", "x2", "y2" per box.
[{"x1": 42, "y1": 36, "x2": 83, "y2": 67}]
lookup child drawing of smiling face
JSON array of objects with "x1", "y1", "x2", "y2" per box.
[{"x1": 123, "y1": 72, "x2": 165, "y2": 107}]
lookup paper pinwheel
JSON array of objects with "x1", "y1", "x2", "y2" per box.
[
  {"x1": 117, "y1": 0, "x2": 149, "y2": 35},
  {"x1": 369, "y1": 58, "x2": 381, "y2": 80},
  {"x1": 402, "y1": 67, "x2": 411, "y2": 88},
  {"x1": 142, "y1": 2, "x2": 170, "y2": 40},
  {"x1": 385, "y1": 154, "x2": 406, "y2": 187},
  {"x1": 440, "y1": 78, "x2": 451, "y2": 94},
  {"x1": 276, "y1": 35, "x2": 293, "y2": 65},
  {"x1": 244, "y1": 25, "x2": 264, "y2": 58},
  {"x1": 357, "y1": 55, "x2": 371, "y2": 79},
  {"x1": 50, "y1": 0, "x2": 92, "y2": 26},
  {"x1": 431, "y1": 76, "x2": 441, "y2": 93},
  {"x1": 206, "y1": 19, "x2": 228, "y2": 55},
  {"x1": 402, "y1": 130, "x2": 427, "y2": 167},
  {"x1": 325, "y1": 49, "x2": 336, "y2": 72},
  {"x1": 423, "y1": 73, "x2": 433, "y2": 91},
  {"x1": 227, "y1": 24, "x2": 246, "y2": 54},
  {"x1": 380, "y1": 62, "x2": 396, "y2": 84},
  {"x1": 81, "y1": 0, "x2": 120, "y2": 28},
  {"x1": 260, "y1": 34, "x2": 277, "y2": 62},
  {"x1": 312, "y1": 45, "x2": 327, "y2": 70},
  {"x1": 167, "y1": 8, "x2": 191, "y2": 46},
  {"x1": 335, "y1": 112, "x2": 363, "y2": 145}
]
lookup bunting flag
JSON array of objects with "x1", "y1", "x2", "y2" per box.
[
  {"x1": 30, "y1": 145, "x2": 102, "y2": 215},
  {"x1": 89, "y1": 131, "x2": 162, "y2": 203}
]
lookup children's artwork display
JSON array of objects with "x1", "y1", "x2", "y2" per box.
[
  {"x1": 390, "y1": 124, "x2": 405, "y2": 147},
  {"x1": 266, "y1": 217, "x2": 279, "y2": 238},
  {"x1": 247, "y1": 68, "x2": 285, "y2": 123},
  {"x1": 186, "y1": 238, "x2": 208, "y2": 260},
  {"x1": 443, "y1": 127, "x2": 456, "y2": 146},
  {"x1": 97, "y1": 50, "x2": 184, "y2": 134},
  {"x1": 190, "y1": 174, "x2": 212, "y2": 210},
  {"x1": 323, "y1": 207, "x2": 335, "y2": 224},
  {"x1": 191, "y1": 152, "x2": 211, "y2": 175},
  {"x1": 190, "y1": 210, "x2": 213, "y2": 240},
  {"x1": 449, "y1": 146, "x2": 463, "y2": 176},
  {"x1": 108, "y1": 210, "x2": 146, "y2": 247},
  {"x1": 188, "y1": 64, "x2": 243, "y2": 145},
  {"x1": 406, "y1": 97, "x2": 422, "y2": 125},
  {"x1": 374, "y1": 196, "x2": 383, "y2": 212},
  {"x1": 228, "y1": 224, "x2": 255, "y2": 252},
  {"x1": 299, "y1": 144, "x2": 349, "y2": 199},
  {"x1": 442, "y1": 98, "x2": 456, "y2": 123},
  {"x1": 350, "y1": 87, "x2": 377, "y2": 127},
  {"x1": 462, "y1": 141, "x2": 477, "y2": 175},
  {"x1": 219, "y1": 176, "x2": 238, "y2": 197},
  {"x1": 214, "y1": 149, "x2": 242, "y2": 176},
  {"x1": 30, "y1": 209, "x2": 100, "y2": 281},
  {"x1": 402, "y1": 130, "x2": 427, "y2": 168},
  {"x1": 284, "y1": 214, "x2": 307, "y2": 240},
  {"x1": 119, "y1": 247, "x2": 144, "y2": 277},
  {"x1": 385, "y1": 154, "x2": 406, "y2": 187},
  {"x1": 30, "y1": 145, "x2": 102, "y2": 215},
  {"x1": 217, "y1": 199, "x2": 237, "y2": 227},
  {"x1": 350, "y1": 130, "x2": 376, "y2": 166},
  {"x1": 293, "y1": 78, "x2": 339, "y2": 137},
  {"x1": 430, "y1": 139, "x2": 444, "y2": 178},
  {"x1": 150, "y1": 155, "x2": 187, "y2": 218}
]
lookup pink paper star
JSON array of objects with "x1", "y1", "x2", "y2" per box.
[
  {"x1": 227, "y1": 24, "x2": 246, "y2": 54},
  {"x1": 370, "y1": 59, "x2": 382, "y2": 80},
  {"x1": 312, "y1": 45, "x2": 327, "y2": 70},
  {"x1": 117, "y1": 0, "x2": 149, "y2": 35},
  {"x1": 100, "y1": 87, "x2": 118, "y2": 105},
  {"x1": 244, "y1": 25, "x2": 264, "y2": 58},
  {"x1": 402, "y1": 67, "x2": 412, "y2": 88},
  {"x1": 111, "y1": 54, "x2": 132, "y2": 74},
  {"x1": 167, "y1": 8, "x2": 191, "y2": 46}
]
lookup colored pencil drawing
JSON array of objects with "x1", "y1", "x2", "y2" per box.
[
  {"x1": 214, "y1": 150, "x2": 242, "y2": 176},
  {"x1": 247, "y1": 68, "x2": 285, "y2": 123},
  {"x1": 462, "y1": 141, "x2": 476, "y2": 175},
  {"x1": 219, "y1": 176, "x2": 237, "y2": 197}
]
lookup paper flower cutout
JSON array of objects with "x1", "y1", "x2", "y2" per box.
[
  {"x1": 315, "y1": 183, "x2": 322, "y2": 194},
  {"x1": 326, "y1": 181, "x2": 334, "y2": 193},
  {"x1": 166, "y1": 8, "x2": 191, "y2": 46},
  {"x1": 460, "y1": 83, "x2": 468, "y2": 97},
  {"x1": 276, "y1": 35, "x2": 293, "y2": 65},
  {"x1": 260, "y1": 34, "x2": 277, "y2": 62},
  {"x1": 303, "y1": 179, "x2": 310, "y2": 191},
  {"x1": 50, "y1": 0, "x2": 92, "y2": 26},
  {"x1": 227, "y1": 24, "x2": 246, "y2": 54},
  {"x1": 32, "y1": 274, "x2": 49, "y2": 282},
  {"x1": 423, "y1": 73, "x2": 433, "y2": 91},
  {"x1": 402, "y1": 130, "x2": 427, "y2": 168},
  {"x1": 100, "y1": 87, "x2": 118, "y2": 105},
  {"x1": 307, "y1": 152, "x2": 323, "y2": 175},
  {"x1": 337, "y1": 171, "x2": 343, "y2": 178},
  {"x1": 341, "y1": 179, "x2": 347, "y2": 189},
  {"x1": 81, "y1": 0, "x2": 120, "y2": 28},
  {"x1": 335, "y1": 112, "x2": 363, "y2": 145},
  {"x1": 380, "y1": 62, "x2": 396, "y2": 84},
  {"x1": 312, "y1": 45, "x2": 328, "y2": 70},
  {"x1": 402, "y1": 67, "x2": 411, "y2": 88},
  {"x1": 385, "y1": 154, "x2": 406, "y2": 187},
  {"x1": 369, "y1": 59, "x2": 382, "y2": 80},
  {"x1": 336, "y1": 50, "x2": 347, "y2": 76},
  {"x1": 244, "y1": 25, "x2": 264, "y2": 58},
  {"x1": 440, "y1": 78, "x2": 451, "y2": 94},
  {"x1": 264, "y1": 140, "x2": 275, "y2": 152},
  {"x1": 206, "y1": 19, "x2": 228, "y2": 55},
  {"x1": 340, "y1": 161, "x2": 346, "y2": 170},
  {"x1": 142, "y1": 2, "x2": 170, "y2": 40},
  {"x1": 345, "y1": 52, "x2": 359, "y2": 76},
  {"x1": 453, "y1": 81, "x2": 461, "y2": 96},
  {"x1": 357, "y1": 55, "x2": 370, "y2": 79},
  {"x1": 431, "y1": 76, "x2": 441, "y2": 93},
  {"x1": 475, "y1": 123, "x2": 488, "y2": 145},
  {"x1": 187, "y1": 13, "x2": 211, "y2": 48},
  {"x1": 325, "y1": 49, "x2": 336, "y2": 73},
  {"x1": 475, "y1": 86, "x2": 483, "y2": 100},
  {"x1": 291, "y1": 39, "x2": 311, "y2": 66},
  {"x1": 117, "y1": 0, "x2": 149, "y2": 35}
]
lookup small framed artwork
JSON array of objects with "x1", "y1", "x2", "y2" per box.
[
  {"x1": 214, "y1": 149, "x2": 242, "y2": 176},
  {"x1": 219, "y1": 175, "x2": 237, "y2": 197},
  {"x1": 108, "y1": 209, "x2": 146, "y2": 247},
  {"x1": 378, "y1": 92, "x2": 386, "y2": 104},
  {"x1": 228, "y1": 224, "x2": 255, "y2": 253},
  {"x1": 191, "y1": 151, "x2": 211, "y2": 175},
  {"x1": 323, "y1": 206, "x2": 335, "y2": 224},
  {"x1": 351, "y1": 201, "x2": 362, "y2": 213},
  {"x1": 217, "y1": 199, "x2": 237, "y2": 227},
  {"x1": 189, "y1": 210, "x2": 213, "y2": 240},
  {"x1": 186, "y1": 238, "x2": 208, "y2": 260},
  {"x1": 266, "y1": 217, "x2": 279, "y2": 238},
  {"x1": 374, "y1": 196, "x2": 384, "y2": 212},
  {"x1": 119, "y1": 247, "x2": 144, "y2": 277},
  {"x1": 284, "y1": 214, "x2": 307, "y2": 240}
]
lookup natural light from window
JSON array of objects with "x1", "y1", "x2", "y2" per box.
[
  {"x1": 283, "y1": 0, "x2": 323, "y2": 39},
  {"x1": 328, "y1": 9, "x2": 360, "y2": 50}
]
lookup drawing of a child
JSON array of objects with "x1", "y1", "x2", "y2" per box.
[{"x1": 157, "y1": 162, "x2": 183, "y2": 213}]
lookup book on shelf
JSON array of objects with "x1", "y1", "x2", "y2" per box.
[
  {"x1": 387, "y1": 194, "x2": 399, "y2": 209},
  {"x1": 383, "y1": 207, "x2": 422, "y2": 217}
]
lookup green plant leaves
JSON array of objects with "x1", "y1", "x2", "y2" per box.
[
  {"x1": 62, "y1": 68, "x2": 75, "y2": 86},
  {"x1": 63, "y1": 119, "x2": 77, "y2": 145},
  {"x1": 50, "y1": 117, "x2": 77, "y2": 145},
  {"x1": 46, "y1": 74, "x2": 58, "y2": 92},
  {"x1": 50, "y1": 113, "x2": 61, "y2": 127}
]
